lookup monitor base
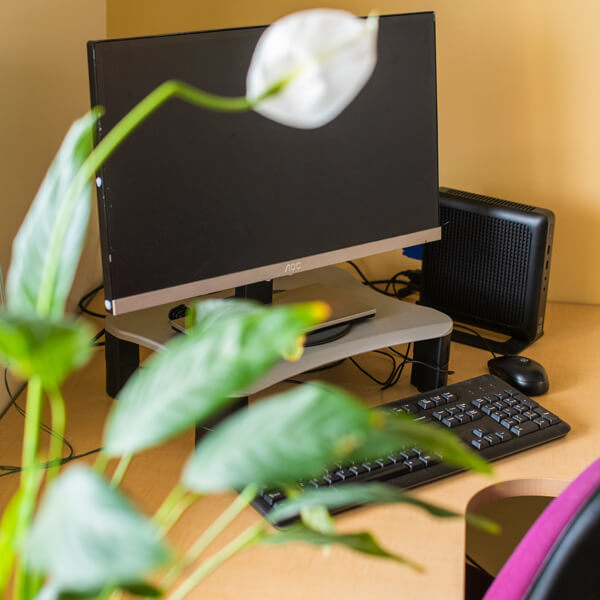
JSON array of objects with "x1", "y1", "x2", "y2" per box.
[{"x1": 104, "y1": 265, "x2": 453, "y2": 399}]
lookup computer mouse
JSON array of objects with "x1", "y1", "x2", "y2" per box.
[{"x1": 487, "y1": 355, "x2": 549, "y2": 396}]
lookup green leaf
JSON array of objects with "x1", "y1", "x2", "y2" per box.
[
  {"x1": 0, "y1": 313, "x2": 93, "y2": 387},
  {"x1": 0, "y1": 488, "x2": 23, "y2": 594},
  {"x1": 6, "y1": 110, "x2": 99, "y2": 320},
  {"x1": 189, "y1": 298, "x2": 262, "y2": 331},
  {"x1": 268, "y1": 483, "x2": 461, "y2": 524},
  {"x1": 300, "y1": 505, "x2": 336, "y2": 535},
  {"x1": 347, "y1": 411, "x2": 493, "y2": 476},
  {"x1": 25, "y1": 465, "x2": 170, "y2": 594},
  {"x1": 262, "y1": 524, "x2": 422, "y2": 570},
  {"x1": 183, "y1": 383, "x2": 373, "y2": 493},
  {"x1": 54, "y1": 581, "x2": 163, "y2": 600},
  {"x1": 103, "y1": 301, "x2": 327, "y2": 457}
]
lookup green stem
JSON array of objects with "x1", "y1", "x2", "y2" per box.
[
  {"x1": 110, "y1": 454, "x2": 131, "y2": 488},
  {"x1": 93, "y1": 452, "x2": 109, "y2": 474},
  {"x1": 168, "y1": 521, "x2": 266, "y2": 600},
  {"x1": 46, "y1": 387, "x2": 66, "y2": 484},
  {"x1": 162, "y1": 484, "x2": 258, "y2": 589},
  {"x1": 154, "y1": 483, "x2": 188, "y2": 526},
  {"x1": 160, "y1": 493, "x2": 198, "y2": 535},
  {"x1": 35, "y1": 80, "x2": 259, "y2": 318},
  {"x1": 13, "y1": 376, "x2": 43, "y2": 600}
]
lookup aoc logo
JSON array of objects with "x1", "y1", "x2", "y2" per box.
[{"x1": 284, "y1": 261, "x2": 302, "y2": 274}]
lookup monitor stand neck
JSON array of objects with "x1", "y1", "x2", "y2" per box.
[{"x1": 235, "y1": 280, "x2": 273, "y2": 304}]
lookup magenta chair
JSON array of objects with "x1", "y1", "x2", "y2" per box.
[{"x1": 474, "y1": 457, "x2": 600, "y2": 599}]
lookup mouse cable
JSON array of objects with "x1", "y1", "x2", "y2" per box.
[{"x1": 452, "y1": 323, "x2": 498, "y2": 359}]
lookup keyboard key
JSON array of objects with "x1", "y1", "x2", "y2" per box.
[
  {"x1": 323, "y1": 472, "x2": 343, "y2": 485},
  {"x1": 493, "y1": 430, "x2": 513, "y2": 442},
  {"x1": 504, "y1": 398, "x2": 519, "y2": 407},
  {"x1": 400, "y1": 449, "x2": 419, "y2": 460},
  {"x1": 446, "y1": 406, "x2": 460, "y2": 416},
  {"x1": 466, "y1": 409, "x2": 483, "y2": 421},
  {"x1": 414, "y1": 416, "x2": 432, "y2": 424},
  {"x1": 502, "y1": 407, "x2": 517, "y2": 417},
  {"x1": 419, "y1": 454, "x2": 440, "y2": 467},
  {"x1": 472, "y1": 427, "x2": 489, "y2": 438},
  {"x1": 418, "y1": 398, "x2": 435, "y2": 410},
  {"x1": 350, "y1": 464, "x2": 369, "y2": 476},
  {"x1": 491, "y1": 411, "x2": 504, "y2": 422},
  {"x1": 533, "y1": 417, "x2": 549, "y2": 429},
  {"x1": 362, "y1": 461, "x2": 383, "y2": 472},
  {"x1": 512, "y1": 414, "x2": 528, "y2": 424},
  {"x1": 523, "y1": 410, "x2": 539, "y2": 420},
  {"x1": 482, "y1": 405, "x2": 494, "y2": 415},
  {"x1": 501, "y1": 418, "x2": 517, "y2": 430},
  {"x1": 455, "y1": 413, "x2": 471, "y2": 425},
  {"x1": 400, "y1": 403, "x2": 419, "y2": 414},
  {"x1": 432, "y1": 410, "x2": 449, "y2": 421},
  {"x1": 534, "y1": 409, "x2": 560, "y2": 425},
  {"x1": 264, "y1": 491, "x2": 285, "y2": 506},
  {"x1": 493, "y1": 400, "x2": 508, "y2": 410},
  {"x1": 430, "y1": 395, "x2": 446, "y2": 406},
  {"x1": 404, "y1": 458, "x2": 426, "y2": 472},
  {"x1": 493, "y1": 429, "x2": 512, "y2": 442},
  {"x1": 483, "y1": 434, "x2": 500, "y2": 446},
  {"x1": 442, "y1": 416, "x2": 459, "y2": 428},
  {"x1": 521, "y1": 397, "x2": 539, "y2": 409},
  {"x1": 511, "y1": 421, "x2": 540, "y2": 437},
  {"x1": 441, "y1": 392, "x2": 457, "y2": 403},
  {"x1": 471, "y1": 398, "x2": 488, "y2": 409},
  {"x1": 471, "y1": 438, "x2": 490, "y2": 450},
  {"x1": 456, "y1": 402, "x2": 470, "y2": 412}
]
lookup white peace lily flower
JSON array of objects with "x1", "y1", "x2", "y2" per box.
[{"x1": 246, "y1": 9, "x2": 378, "y2": 129}]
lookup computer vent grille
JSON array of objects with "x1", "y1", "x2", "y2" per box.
[
  {"x1": 426, "y1": 206, "x2": 532, "y2": 326},
  {"x1": 442, "y1": 188, "x2": 536, "y2": 212}
]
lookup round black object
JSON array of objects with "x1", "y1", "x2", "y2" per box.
[{"x1": 487, "y1": 355, "x2": 549, "y2": 396}]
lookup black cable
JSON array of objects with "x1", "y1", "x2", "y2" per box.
[
  {"x1": 389, "y1": 346, "x2": 456, "y2": 376},
  {"x1": 380, "y1": 343, "x2": 412, "y2": 390},
  {"x1": 347, "y1": 261, "x2": 421, "y2": 300},
  {"x1": 465, "y1": 553, "x2": 493, "y2": 578},
  {"x1": 0, "y1": 282, "x2": 109, "y2": 475},
  {"x1": 92, "y1": 328, "x2": 106, "y2": 343},
  {"x1": 453, "y1": 323, "x2": 498, "y2": 359},
  {"x1": 78, "y1": 283, "x2": 105, "y2": 319}
]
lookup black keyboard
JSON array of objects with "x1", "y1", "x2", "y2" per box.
[{"x1": 254, "y1": 374, "x2": 570, "y2": 520}]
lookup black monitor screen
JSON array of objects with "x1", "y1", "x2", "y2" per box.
[{"x1": 88, "y1": 12, "x2": 439, "y2": 313}]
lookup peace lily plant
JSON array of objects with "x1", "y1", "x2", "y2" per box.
[{"x1": 0, "y1": 9, "x2": 493, "y2": 600}]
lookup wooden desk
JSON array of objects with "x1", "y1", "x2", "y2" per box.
[{"x1": 1, "y1": 302, "x2": 599, "y2": 599}]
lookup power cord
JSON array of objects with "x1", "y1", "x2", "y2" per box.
[
  {"x1": 78, "y1": 283, "x2": 105, "y2": 319},
  {"x1": 346, "y1": 261, "x2": 421, "y2": 299}
]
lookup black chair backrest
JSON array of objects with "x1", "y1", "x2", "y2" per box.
[{"x1": 526, "y1": 486, "x2": 600, "y2": 600}]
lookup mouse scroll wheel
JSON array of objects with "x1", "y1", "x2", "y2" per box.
[{"x1": 519, "y1": 358, "x2": 530, "y2": 364}]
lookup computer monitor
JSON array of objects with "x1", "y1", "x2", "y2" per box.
[{"x1": 87, "y1": 11, "x2": 440, "y2": 316}]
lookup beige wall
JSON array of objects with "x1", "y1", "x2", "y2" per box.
[
  {"x1": 1, "y1": 0, "x2": 106, "y2": 410},
  {"x1": 107, "y1": 0, "x2": 600, "y2": 305}
]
